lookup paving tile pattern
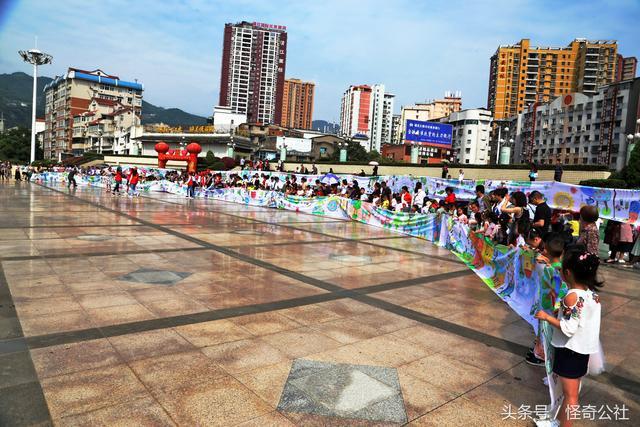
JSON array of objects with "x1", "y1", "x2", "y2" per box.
[{"x1": 0, "y1": 181, "x2": 638, "y2": 426}]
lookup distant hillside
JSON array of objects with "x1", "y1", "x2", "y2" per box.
[
  {"x1": 312, "y1": 119, "x2": 339, "y2": 134},
  {"x1": 140, "y1": 100, "x2": 207, "y2": 126},
  {"x1": 0, "y1": 72, "x2": 207, "y2": 128},
  {"x1": 0, "y1": 72, "x2": 51, "y2": 128}
]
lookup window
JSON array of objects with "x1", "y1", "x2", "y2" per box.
[{"x1": 467, "y1": 129, "x2": 472, "y2": 134}]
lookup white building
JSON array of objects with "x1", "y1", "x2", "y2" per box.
[
  {"x1": 339, "y1": 84, "x2": 394, "y2": 152},
  {"x1": 395, "y1": 93, "x2": 462, "y2": 144},
  {"x1": 443, "y1": 109, "x2": 493, "y2": 164},
  {"x1": 512, "y1": 77, "x2": 640, "y2": 170},
  {"x1": 212, "y1": 106, "x2": 246, "y2": 134}
]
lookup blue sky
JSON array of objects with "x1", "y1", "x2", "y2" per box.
[{"x1": 1, "y1": 0, "x2": 639, "y2": 121}]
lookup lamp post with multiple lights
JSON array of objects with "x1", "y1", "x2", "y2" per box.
[{"x1": 18, "y1": 47, "x2": 52, "y2": 164}]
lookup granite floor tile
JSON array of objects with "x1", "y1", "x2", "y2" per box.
[
  {"x1": 154, "y1": 375, "x2": 273, "y2": 426},
  {"x1": 40, "y1": 364, "x2": 149, "y2": 419},
  {"x1": 202, "y1": 337, "x2": 289, "y2": 374},
  {"x1": 128, "y1": 349, "x2": 226, "y2": 394}
]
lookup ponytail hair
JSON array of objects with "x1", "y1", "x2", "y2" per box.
[{"x1": 562, "y1": 250, "x2": 604, "y2": 292}]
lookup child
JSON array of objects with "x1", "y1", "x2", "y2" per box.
[
  {"x1": 482, "y1": 211, "x2": 499, "y2": 239},
  {"x1": 526, "y1": 234, "x2": 567, "y2": 367},
  {"x1": 455, "y1": 206, "x2": 468, "y2": 224},
  {"x1": 535, "y1": 250, "x2": 603, "y2": 427},
  {"x1": 526, "y1": 227, "x2": 545, "y2": 253},
  {"x1": 112, "y1": 167, "x2": 123, "y2": 195},
  {"x1": 577, "y1": 206, "x2": 600, "y2": 255}
]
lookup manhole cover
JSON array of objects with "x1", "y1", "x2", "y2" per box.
[
  {"x1": 329, "y1": 254, "x2": 372, "y2": 264},
  {"x1": 77, "y1": 235, "x2": 113, "y2": 241},
  {"x1": 119, "y1": 268, "x2": 191, "y2": 286},
  {"x1": 278, "y1": 359, "x2": 406, "y2": 423}
]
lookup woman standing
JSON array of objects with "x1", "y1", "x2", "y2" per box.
[{"x1": 528, "y1": 164, "x2": 538, "y2": 182}]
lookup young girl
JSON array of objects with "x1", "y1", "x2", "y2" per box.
[
  {"x1": 535, "y1": 250, "x2": 603, "y2": 427},
  {"x1": 455, "y1": 206, "x2": 468, "y2": 224},
  {"x1": 577, "y1": 205, "x2": 600, "y2": 255}
]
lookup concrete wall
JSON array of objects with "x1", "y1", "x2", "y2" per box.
[
  {"x1": 100, "y1": 155, "x2": 610, "y2": 184},
  {"x1": 282, "y1": 162, "x2": 610, "y2": 184}
]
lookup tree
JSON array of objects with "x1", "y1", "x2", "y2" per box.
[
  {"x1": 619, "y1": 142, "x2": 640, "y2": 188},
  {"x1": 330, "y1": 140, "x2": 370, "y2": 162},
  {"x1": 0, "y1": 127, "x2": 42, "y2": 163}
]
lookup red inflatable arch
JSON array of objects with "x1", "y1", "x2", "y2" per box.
[{"x1": 155, "y1": 141, "x2": 201, "y2": 173}]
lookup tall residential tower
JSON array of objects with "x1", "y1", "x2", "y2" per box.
[
  {"x1": 339, "y1": 84, "x2": 394, "y2": 152},
  {"x1": 487, "y1": 38, "x2": 623, "y2": 120},
  {"x1": 218, "y1": 21, "x2": 287, "y2": 125},
  {"x1": 280, "y1": 78, "x2": 315, "y2": 129}
]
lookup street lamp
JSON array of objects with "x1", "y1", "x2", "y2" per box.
[
  {"x1": 19, "y1": 47, "x2": 52, "y2": 164},
  {"x1": 495, "y1": 126, "x2": 509, "y2": 164}
]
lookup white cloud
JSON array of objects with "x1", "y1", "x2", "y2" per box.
[{"x1": 1, "y1": 0, "x2": 638, "y2": 120}]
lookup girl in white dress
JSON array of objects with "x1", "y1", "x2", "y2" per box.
[{"x1": 535, "y1": 250, "x2": 603, "y2": 427}]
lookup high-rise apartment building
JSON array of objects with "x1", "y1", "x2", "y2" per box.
[
  {"x1": 43, "y1": 68, "x2": 143, "y2": 160},
  {"x1": 280, "y1": 78, "x2": 314, "y2": 129},
  {"x1": 394, "y1": 93, "x2": 462, "y2": 143},
  {"x1": 617, "y1": 55, "x2": 638, "y2": 82},
  {"x1": 219, "y1": 21, "x2": 287, "y2": 125},
  {"x1": 339, "y1": 84, "x2": 394, "y2": 152},
  {"x1": 488, "y1": 39, "x2": 621, "y2": 120}
]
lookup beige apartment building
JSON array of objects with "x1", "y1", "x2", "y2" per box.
[
  {"x1": 394, "y1": 92, "x2": 462, "y2": 143},
  {"x1": 43, "y1": 68, "x2": 143, "y2": 159},
  {"x1": 280, "y1": 78, "x2": 315, "y2": 129},
  {"x1": 487, "y1": 39, "x2": 625, "y2": 121}
]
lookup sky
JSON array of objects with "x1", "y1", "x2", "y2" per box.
[{"x1": 1, "y1": 0, "x2": 639, "y2": 122}]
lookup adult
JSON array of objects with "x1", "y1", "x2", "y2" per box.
[
  {"x1": 458, "y1": 169, "x2": 465, "y2": 183},
  {"x1": 501, "y1": 191, "x2": 530, "y2": 223},
  {"x1": 311, "y1": 164, "x2": 318, "y2": 175},
  {"x1": 14, "y1": 166, "x2": 21, "y2": 181},
  {"x1": 605, "y1": 221, "x2": 633, "y2": 264},
  {"x1": 441, "y1": 164, "x2": 449, "y2": 179},
  {"x1": 529, "y1": 190, "x2": 551, "y2": 235},
  {"x1": 413, "y1": 182, "x2": 427, "y2": 209},
  {"x1": 528, "y1": 164, "x2": 538, "y2": 182},
  {"x1": 240, "y1": 157, "x2": 246, "y2": 169},
  {"x1": 372, "y1": 165, "x2": 378, "y2": 176},
  {"x1": 475, "y1": 185, "x2": 491, "y2": 212},
  {"x1": 554, "y1": 162, "x2": 564, "y2": 182},
  {"x1": 490, "y1": 188, "x2": 509, "y2": 215},
  {"x1": 67, "y1": 167, "x2": 77, "y2": 189}
]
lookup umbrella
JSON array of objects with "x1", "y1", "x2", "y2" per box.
[
  {"x1": 368, "y1": 161, "x2": 379, "y2": 166},
  {"x1": 320, "y1": 173, "x2": 340, "y2": 185}
]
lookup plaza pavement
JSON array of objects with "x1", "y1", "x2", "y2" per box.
[{"x1": 0, "y1": 180, "x2": 638, "y2": 426}]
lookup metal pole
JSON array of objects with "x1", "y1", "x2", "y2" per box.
[{"x1": 30, "y1": 62, "x2": 38, "y2": 163}]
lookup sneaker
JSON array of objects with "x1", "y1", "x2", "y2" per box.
[
  {"x1": 525, "y1": 352, "x2": 545, "y2": 367},
  {"x1": 542, "y1": 376, "x2": 549, "y2": 386},
  {"x1": 617, "y1": 259, "x2": 626, "y2": 264}
]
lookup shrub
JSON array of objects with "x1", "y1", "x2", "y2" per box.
[
  {"x1": 578, "y1": 179, "x2": 627, "y2": 188},
  {"x1": 221, "y1": 157, "x2": 236, "y2": 170}
]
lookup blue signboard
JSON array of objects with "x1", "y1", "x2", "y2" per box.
[{"x1": 405, "y1": 120, "x2": 453, "y2": 148}]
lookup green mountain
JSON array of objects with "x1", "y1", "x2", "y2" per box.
[
  {"x1": 0, "y1": 72, "x2": 207, "y2": 128},
  {"x1": 0, "y1": 72, "x2": 51, "y2": 128},
  {"x1": 141, "y1": 100, "x2": 207, "y2": 126}
]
